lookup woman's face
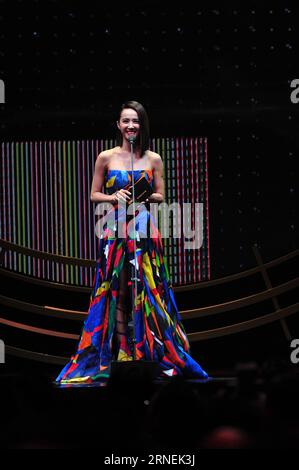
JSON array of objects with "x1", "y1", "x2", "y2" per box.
[{"x1": 117, "y1": 108, "x2": 140, "y2": 143}]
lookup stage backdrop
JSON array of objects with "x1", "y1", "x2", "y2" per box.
[{"x1": 0, "y1": 137, "x2": 210, "y2": 286}]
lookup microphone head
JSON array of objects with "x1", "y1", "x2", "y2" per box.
[{"x1": 128, "y1": 135, "x2": 136, "y2": 144}]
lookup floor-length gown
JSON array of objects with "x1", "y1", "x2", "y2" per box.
[{"x1": 55, "y1": 168, "x2": 208, "y2": 383}]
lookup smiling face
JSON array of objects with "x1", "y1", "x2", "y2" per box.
[{"x1": 117, "y1": 108, "x2": 140, "y2": 144}]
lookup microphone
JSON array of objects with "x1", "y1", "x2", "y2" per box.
[
  {"x1": 128, "y1": 135, "x2": 136, "y2": 145},
  {"x1": 128, "y1": 131, "x2": 137, "y2": 361}
]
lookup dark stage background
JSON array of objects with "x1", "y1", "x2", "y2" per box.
[
  {"x1": 0, "y1": 1, "x2": 297, "y2": 279},
  {"x1": 0, "y1": 1, "x2": 299, "y2": 454}
]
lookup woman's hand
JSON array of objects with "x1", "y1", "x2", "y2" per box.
[{"x1": 111, "y1": 188, "x2": 132, "y2": 204}]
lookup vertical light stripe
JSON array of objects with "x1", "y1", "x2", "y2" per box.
[
  {"x1": 15, "y1": 143, "x2": 21, "y2": 269},
  {"x1": 176, "y1": 137, "x2": 183, "y2": 284},
  {"x1": 24, "y1": 142, "x2": 30, "y2": 275},
  {"x1": 58, "y1": 141, "x2": 63, "y2": 283},
  {"x1": 77, "y1": 141, "x2": 82, "y2": 284},
  {"x1": 52, "y1": 141, "x2": 58, "y2": 281},
  {"x1": 171, "y1": 138, "x2": 176, "y2": 283},
  {"x1": 4, "y1": 144, "x2": 8, "y2": 266},
  {"x1": 189, "y1": 137, "x2": 197, "y2": 282},
  {"x1": 185, "y1": 137, "x2": 190, "y2": 283},
  {"x1": 41, "y1": 142, "x2": 46, "y2": 278},
  {"x1": 20, "y1": 143, "x2": 25, "y2": 273},
  {"x1": 204, "y1": 138, "x2": 210, "y2": 280},
  {"x1": 1, "y1": 144, "x2": 6, "y2": 242},
  {"x1": 62, "y1": 141, "x2": 68, "y2": 283},
  {"x1": 44, "y1": 141, "x2": 49, "y2": 278},
  {"x1": 181, "y1": 137, "x2": 186, "y2": 284},
  {"x1": 163, "y1": 138, "x2": 169, "y2": 272},
  {"x1": 72, "y1": 140, "x2": 78, "y2": 284},
  {"x1": 30, "y1": 142, "x2": 35, "y2": 277},
  {"x1": 201, "y1": 137, "x2": 205, "y2": 279},
  {"x1": 11, "y1": 144, "x2": 15, "y2": 269},
  {"x1": 195, "y1": 138, "x2": 201, "y2": 281},
  {"x1": 1, "y1": 144, "x2": 4, "y2": 256},
  {"x1": 82, "y1": 140, "x2": 87, "y2": 284},
  {"x1": 66, "y1": 141, "x2": 73, "y2": 283},
  {"x1": 34, "y1": 142, "x2": 39, "y2": 277},
  {"x1": 0, "y1": 144, "x2": 6, "y2": 266},
  {"x1": 89, "y1": 140, "x2": 93, "y2": 285},
  {"x1": 27, "y1": 142, "x2": 32, "y2": 274},
  {"x1": 49, "y1": 142, "x2": 53, "y2": 279},
  {"x1": 7, "y1": 144, "x2": 11, "y2": 268},
  {"x1": 88, "y1": 140, "x2": 93, "y2": 273}
]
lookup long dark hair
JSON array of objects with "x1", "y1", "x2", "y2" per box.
[{"x1": 116, "y1": 100, "x2": 150, "y2": 157}]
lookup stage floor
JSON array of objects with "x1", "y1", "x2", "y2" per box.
[{"x1": 52, "y1": 374, "x2": 237, "y2": 390}]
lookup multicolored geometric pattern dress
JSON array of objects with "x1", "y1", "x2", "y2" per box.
[{"x1": 55, "y1": 169, "x2": 208, "y2": 383}]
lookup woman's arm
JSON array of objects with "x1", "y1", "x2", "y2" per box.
[
  {"x1": 90, "y1": 152, "x2": 114, "y2": 203},
  {"x1": 148, "y1": 153, "x2": 164, "y2": 203}
]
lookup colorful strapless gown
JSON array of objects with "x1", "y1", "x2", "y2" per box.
[{"x1": 55, "y1": 169, "x2": 208, "y2": 383}]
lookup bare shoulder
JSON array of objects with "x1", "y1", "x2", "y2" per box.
[
  {"x1": 96, "y1": 147, "x2": 119, "y2": 169},
  {"x1": 147, "y1": 150, "x2": 163, "y2": 169}
]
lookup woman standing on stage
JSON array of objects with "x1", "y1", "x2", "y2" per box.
[{"x1": 55, "y1": 100, "x2": 208, "y2": 383}]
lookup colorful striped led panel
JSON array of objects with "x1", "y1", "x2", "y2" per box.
[{"x1": 0, "y1": 138, "x2": 210, "y2": 286}]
